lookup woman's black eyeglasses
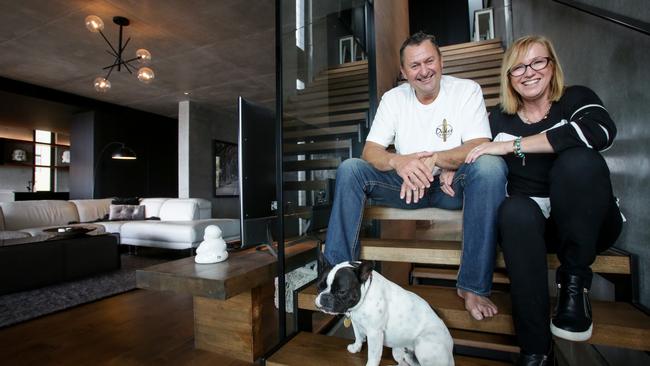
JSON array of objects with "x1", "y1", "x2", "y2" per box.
[{"x1": 508, "y1": 57, "x2": 552, "y2": 77}]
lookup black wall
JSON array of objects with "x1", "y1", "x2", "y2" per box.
[
  {"x1": 92, "y1": 109, "x2": 177, "y2": 199},
  {"x1": 0, "y1": 77, "x2": 178, "y2": 200},
  {"x1": 409, "y1": 0, "x2": 470, "y2": 46}
]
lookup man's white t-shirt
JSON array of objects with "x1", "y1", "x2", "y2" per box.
[{"x1": 366, "y1": 75, "x2": 491, "y2": 155}]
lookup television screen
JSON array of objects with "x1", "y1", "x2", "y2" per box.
[{"x1": 237, "y1": 96, "x2": 277, "y2": 249}]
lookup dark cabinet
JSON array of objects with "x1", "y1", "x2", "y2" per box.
[{"x1": 0, "y1": 138, "x2": 34, "y2": 166}]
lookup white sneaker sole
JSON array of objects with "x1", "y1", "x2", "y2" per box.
[{"x1": 550, "y1": 322, "x2": 593, "y2": 341}]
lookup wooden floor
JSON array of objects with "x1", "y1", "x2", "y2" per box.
[{"x1": 0, "y1": 289, "x2": 253, "y2": 365}]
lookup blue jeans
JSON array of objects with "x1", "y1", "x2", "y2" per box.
[{"x1": 324, "y1": 156, "x2": 507, "y2": 296}]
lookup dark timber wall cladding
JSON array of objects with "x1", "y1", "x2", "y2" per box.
[
  {"x1": 374, "y1": 0, "x2": 410, "y2": 99},
  {"x1": 408, "y1": 0, "x2": 470, "y2": 46},
  {"x1": 512, "y1": 0, "x2": 650, "y2": 307},
  {"x1": 71, "y1": 109, "x2": 178, "y2": 200}
]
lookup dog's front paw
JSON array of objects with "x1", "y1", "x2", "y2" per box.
[{"x1": 347, "y1": 342, "x2": 363, "y2": 353}]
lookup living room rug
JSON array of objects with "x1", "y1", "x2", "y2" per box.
[{"x1": 0, "y1": 254, "x2": 168, "y2": 328}]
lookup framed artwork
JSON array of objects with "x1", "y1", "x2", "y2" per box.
[
  {"x1": 339, "y1": 36, "x2": 353, "y2": 64},
  {"x1": 473, "y1": 8, "x2": 495, "y2": 42},
  {"x1": 213, "y1": 140, "x2": 239, "y2": 197},
  {"x1": 339, "y1": 36, "x2": 366, "y2": 64}
]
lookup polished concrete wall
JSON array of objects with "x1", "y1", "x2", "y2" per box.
[
  {"x1": 178, "y1": 101, "x2": 239, "y2": 219},
  {"x1": 511, "y1": 0, "x2": 650, "y2": 307},
  {"x1": 0, "y1": 166, "x2": 31, "y2": 193}
]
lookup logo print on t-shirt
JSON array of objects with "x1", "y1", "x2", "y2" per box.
[{"x1": 436, "y1": 119, "x2": 453, "y2": 142}]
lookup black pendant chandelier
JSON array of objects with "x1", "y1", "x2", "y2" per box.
[{"x1": 85, "y1": 15, "x2": 155, "y2": 93}]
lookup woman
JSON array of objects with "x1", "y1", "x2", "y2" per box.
[{"x1": 466, "y1": 36, "x2": 623, "y2": 365}]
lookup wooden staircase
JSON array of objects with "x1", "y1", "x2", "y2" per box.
[
  {"x1": 276, "y1": 204, "x2": 650, "y2": 365},
  {"x1": 441, "y1": 38, "x2": 503, "y2": 109},
  {"x1": 280, "y1": 39, "x2": 504, "y2": 226},
  {"x1": 270, "y1": 39, "x2": 650, "y2": 365},
  {"x1": 282, "y1": 60, "x2": 370, "y2": 226}
]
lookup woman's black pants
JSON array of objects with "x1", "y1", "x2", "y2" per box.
[{"x1": 498, "y1": 148, "x2": 623, "y2": 355}]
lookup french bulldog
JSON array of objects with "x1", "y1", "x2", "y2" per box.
[{"x1": 315, "y1": 260, "x2": 454, "y2": 366}]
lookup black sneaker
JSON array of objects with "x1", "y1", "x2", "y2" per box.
[
  {"x1": 550, "y1": 273, "x2": 593, "y2": 341},
  {"x1": 516, "y1": 353, "x2": 549, "y2": 366}
]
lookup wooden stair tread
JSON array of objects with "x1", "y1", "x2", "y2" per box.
[
  {"x1": 284, "y1": 158, "x2": 342, "y2": 171},
  {"x1": 444, "y1": 48, "x2": 504, "y2": 62},
  {"x1": 308, "y1": 73, "x2": 368, "y2": 87},
  {"x1": 444, "y1": 52, "x2": 504, "y2": 68},
  {"x1": 300, "y1": 78, "x2": 369, "y2": 94},
  {"x1": 441, "y1": 42, "x2": 503, "y2": 57},
  {"x1": 412, "y1": 267, "x2": 510, "y2": 284},
  {"x1": 444, "y1": 60, "x2": 502, "y2": 74},
  {"x1": 482, "y1": 86, "x2": 500, "y2": 96},
  {"x1": 267, "y1": 332, "x2": 510, "y2": 366},
  {"x1": 314, "y1": 68, "x2": 367, "y2": 81},
  {"x1": 284, "y1": 125, "x2": 359, "y2": 140},
  {"x1": 450, "y1": 329, "x2": 519, "y2": 353},
  {"x1": 286, "y1": 93, "x2": 369, "y2": 111},
  {"x1": 364, "y1": 206, "x2": 463, "y2": 221},
  {"x1": 485, "y1": 97, "x2": 499, "y2": 108},
  {"x1": 474, "y1": 76, "x2": 501, "y2": 87},
  {"x1": 440, "y1": 38, "x2": 502, "y2": 52},
  {"x1": 325, "y1": 59, "x2": 368, "y2": 70},
  {"x1": 290, "y1": 85, "x2": 368, "y2": 103},
  {"x1": 360, "y1": 238, "x2": 631, "y2": 274},
  {"x1": 283, "y1": 139, "x2": 351, "y2": 153},
  {"x1": 284, "y1": 112, "x2": 366, "y2": 128},
  {"x1": 284, "y1": 180, "x2": 329, "y2": 191},
  {"x1": 298, "y1": 285, "x2": 650, "y2": 350},
  {"x1": 449, "y1": 67, "x2": 501, "y2": 80},
  {"x1": 285, "y1": 101, "x2": 369, "y2": 118},
  {"x1": 322, "y1": 63, "x2": 369, "y2": 75}
]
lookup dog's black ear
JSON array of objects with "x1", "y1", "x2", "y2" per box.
[
  {"x1": 356, "y1": 261, "x2": 374, "y2": 283},
  {"x1": 317, "y1": 249, "x2": 332, "y2": 276}
]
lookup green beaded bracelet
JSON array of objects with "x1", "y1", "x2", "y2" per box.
[{"x1": 513, "y1": 136, "x2": 526, "y2": 166}]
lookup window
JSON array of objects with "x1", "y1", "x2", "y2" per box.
[
  {"x1": 296, "y1": 0, "x2": 305, "y2": 50},
  {"x1": 33, "y1": 129, "x2": 53, "y2": 192}
]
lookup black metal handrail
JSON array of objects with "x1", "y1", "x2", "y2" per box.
[{"x1": 553, "y1": 0, "x2": 650, "y2": 36}]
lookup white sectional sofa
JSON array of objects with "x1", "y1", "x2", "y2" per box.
[{"x1": 0, "y1": 198, "x2": 240, "y2": 250}]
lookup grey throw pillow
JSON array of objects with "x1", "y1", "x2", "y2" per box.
[{"x1": 109, "y1": 204, "x2": 145, "y2": 221}]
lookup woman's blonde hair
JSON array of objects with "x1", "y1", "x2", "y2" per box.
[{"x1": 500, "y1": 35, "x2": 565, "y2": 114}]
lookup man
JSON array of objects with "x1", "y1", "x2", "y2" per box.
[{"x1": 323, "y1": 32, "x2": 507, "y2": 320}]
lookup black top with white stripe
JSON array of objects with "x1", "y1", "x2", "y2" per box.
[{"x1": 489, "y1": 85, "x2": 616, "y2": 197}]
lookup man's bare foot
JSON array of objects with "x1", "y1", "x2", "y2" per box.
[{"x1": 457, "y1": 288, "x2": 498, "y2": 320}]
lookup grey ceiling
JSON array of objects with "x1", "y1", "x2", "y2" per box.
[{"x1": 0, "y1": 0, "x2": 276, "y2": 122}]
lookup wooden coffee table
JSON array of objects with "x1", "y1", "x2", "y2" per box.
[{"x1": 136, "y1": 241, "x2": 318, "y2": 362}]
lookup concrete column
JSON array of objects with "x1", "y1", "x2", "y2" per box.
[
  {"x1": 178, "y1": 101, "x2": 191, "y2": 198},
  {"x1": 177, "y1": 100, "x2": 239, "y2": 218}
]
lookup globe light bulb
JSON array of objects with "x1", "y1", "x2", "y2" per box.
[
  {"x1": 136, "y1": 49, "x2": 152, "y2": 64},
  {"x1": 93, "y1": 77, "x2": 111, "y2": 92},
  {"x1": 137, "y1": 67, "x2": 155, "y2": 84},
  {"x1": 85, "y1": 15, "x2": 104, "y2": 33}
]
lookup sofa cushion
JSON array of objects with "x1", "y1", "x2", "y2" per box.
[
  {"x1": 96, "y1": 220, "x2": 127, "y2": 234},
  {"x1": 158, "y1": 200, "x2": 199, "y2": 221},
  {"x1": 139, "y1": 198, "x2": 169, "y2": 218},
  {"x1": 184, "y1": 198, "x2": 212, "y2": 219},
  {"x1": 70, "y1": 199, "x2": 112, "y2": 223},
  {"x1": 0, "y1": 200, "x2": 80, "y2": 231},
  {"x1": 119, "y1": 218, "x2": 239, "y2": 246},
  {"x1": 109, "y1": 204, "x2": 145, "y2": 221}
]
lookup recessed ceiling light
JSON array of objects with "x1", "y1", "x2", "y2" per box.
[{"x1": 183, "y1": 91, "x2": 190, "y2": 95}]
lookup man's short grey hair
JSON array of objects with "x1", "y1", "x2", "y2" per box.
[{"x1": 399, "y1": 31, "x2": 440, "y2": 65}]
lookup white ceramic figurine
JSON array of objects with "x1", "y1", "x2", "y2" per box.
[{"x1": 195, "y1": 225, "x2": 228, "y2": 264}]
